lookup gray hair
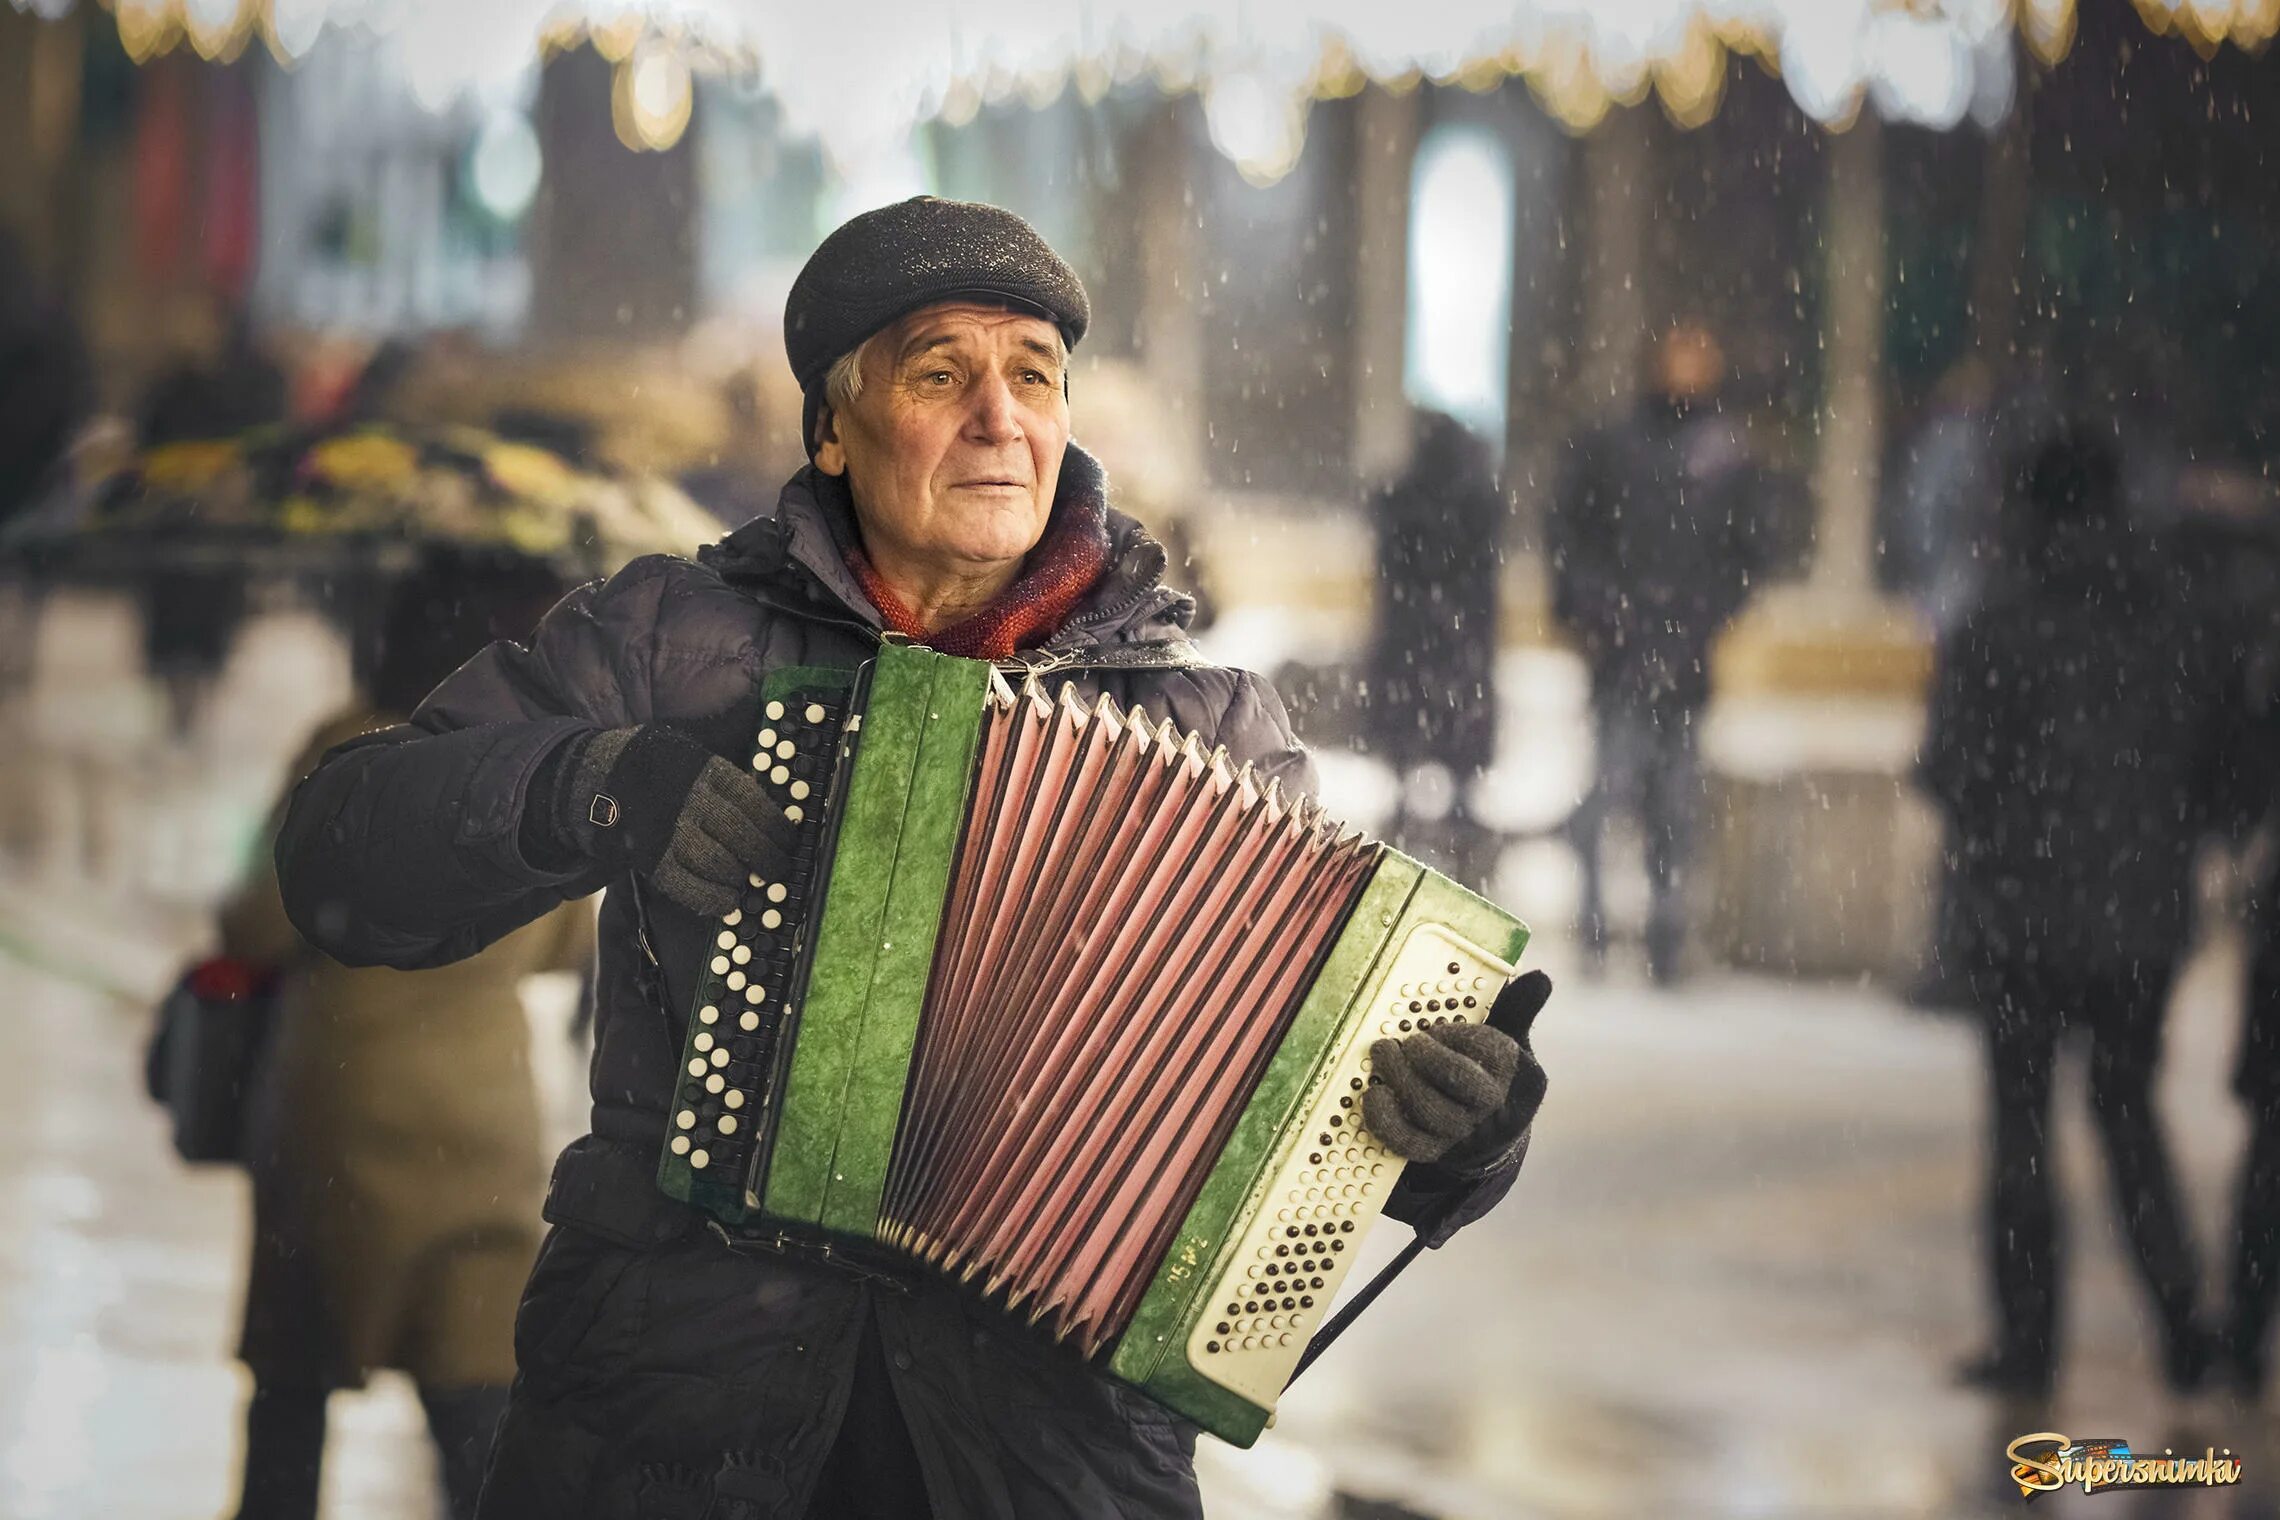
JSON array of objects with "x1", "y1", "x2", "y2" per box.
[{"x1": 822, "y1": 340, "x2": 874, "y2": 414}]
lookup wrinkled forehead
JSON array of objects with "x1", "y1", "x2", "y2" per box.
[{"x1": 875, "y1": 300, "x2": 1068, "y2": 367}]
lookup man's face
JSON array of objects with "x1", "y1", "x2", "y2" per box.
[
  {"x1": 1655, "y1": 324, "x2": 1723, "y2": 402},
  {"x1": 815, "y1": 301, "x2": 1070, "y2": 575}
]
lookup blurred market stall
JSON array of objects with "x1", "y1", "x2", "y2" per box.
[{"x1": 2, "y1": 419, "x2": 722, "y2": 580}]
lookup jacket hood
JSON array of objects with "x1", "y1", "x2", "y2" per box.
[{"x1": 700, "y1": 441, "x2": 1201, "y2": 661}]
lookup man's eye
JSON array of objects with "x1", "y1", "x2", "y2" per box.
[{"x1": 919, "y1": 369, "x2": 956, "y2": 387}]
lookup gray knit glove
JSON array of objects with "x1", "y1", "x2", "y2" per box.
[
  {"x1": 1363, "y1": 971, "x2": 1550, "y2": 1168},
  {"x1": 525, "y1": 725, "x2": 795, "y2": 917}
]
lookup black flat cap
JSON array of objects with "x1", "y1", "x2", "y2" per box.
[{"x1": 785, "y1": 196, "x2": 1090, "y2": 453}]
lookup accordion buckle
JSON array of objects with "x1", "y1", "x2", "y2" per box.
[{"x1": 588, "y1": 792, "x2": 622, "y2": 828}]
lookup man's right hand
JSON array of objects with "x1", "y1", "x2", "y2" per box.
[{"x1": 526, "y1": 725, "x2": 796, "y2": 918}]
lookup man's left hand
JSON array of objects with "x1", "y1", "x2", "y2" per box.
[{"x1": 1362, "y1": 971, "x2": 1551, "y2": 1169}]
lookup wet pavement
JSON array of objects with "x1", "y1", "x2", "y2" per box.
[
  {"x1": 5, "y1": 930, "x2": 2275, "y2": 1519},
  {"x1": 2, "y1": 596, "x2": 2275, "y2": 1518}
]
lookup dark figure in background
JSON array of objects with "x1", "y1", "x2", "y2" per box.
[
  {"x1": 222, "y1": 553, "x2": 591, "y2": 1520},
  {"x1": 1548, "y1": 323, "x2": 1759, "y2": 983},
  {"x1": 1365, "y1": 409, "x2": 1504, "y2": 889},
  {"x1": 137, "y1": 309, "x2": 287, "y2": 445},
  {"x1": 0, "y1": 228, "x2": 94, "y2": 525},
  {"x1": 1919, "y1": 425, "x2": 2238, "y2": 1400},
  {"x1": 1882, "y1": 358, "x2": 1998, "y2": 635},
  {"x1": 2226, "y1": 601, "x2": 2280, "y2": 1403},
  {"x1": 136, "y1": 308, "x2": 290, "y2": 726},
  {"x1": 2234, "y1": 836, "x2": 2280, "y2": 1403}
]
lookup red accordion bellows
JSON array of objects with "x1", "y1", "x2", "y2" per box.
[{"x1": 880, "y1": 683, "x2": 1376, "y2": 1354}]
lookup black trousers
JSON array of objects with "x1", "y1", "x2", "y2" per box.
[
  {"x1": 1572, "y1": 693, "x2": 1702, "y2": 970},
  {"x1": 236, "y1": 1381, "x2": 509, "y2": 1520},
  {"x1": 1975, "y1": 957, "x2": 2203, "y2": 1375},
  {"x1": 803, "y1": 1314, "x2": 933, "y2": 1518}
]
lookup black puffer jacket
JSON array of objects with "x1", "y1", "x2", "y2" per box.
[
  {"x1": 1365, "y1": 411, "x2": 1501, "y2": 775},
  {"x1": 275, "y1": 447, "x2": 1528, "y2": 1519},
  {"x1": 1918, "y1": 521, "x2": 2247, "y2": 974},
  {"x1": 1547, "y1": 397, "x2": 1763, "y2": 709}
]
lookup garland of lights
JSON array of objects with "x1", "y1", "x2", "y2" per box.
[{"x1": 7, "y1": 0, "x2": 2272, "y2": 178}]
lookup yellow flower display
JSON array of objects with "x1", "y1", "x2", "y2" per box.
[
  {"x1": 139, "y1": 440, "x2": 242, "y2": 493},
  {"x1": 305, "y1": 431, "x2": 422, "y2": 493}
]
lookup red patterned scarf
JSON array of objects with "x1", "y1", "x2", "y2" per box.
[{"x1": 841, "y1": 471, "x2": 1110, "y2": 660}]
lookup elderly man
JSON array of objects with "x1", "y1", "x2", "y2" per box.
[{"x1": 277, "y1": 198, "x2": 1550, "y2": 1520}]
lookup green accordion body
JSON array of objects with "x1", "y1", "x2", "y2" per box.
[{"x1": 657, "y1": 642, "x2": 1529, "y2": 1446}]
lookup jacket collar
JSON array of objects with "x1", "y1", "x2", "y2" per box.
[{"x1": 700, "y1": 441, "x2": 1199, "y2": 657}]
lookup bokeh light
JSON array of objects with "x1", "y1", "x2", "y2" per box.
[
  {"x1": 469, "y1": 107, "x2": 543, "y2": 221},
  {"x1": 610, "y1": 40, "x2": 693, "y2": 152},
  {"x1": 33, "y1": 0, "x2": 2264, "y2": 177}
]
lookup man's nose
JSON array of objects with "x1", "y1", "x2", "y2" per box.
[{"x1": 963, "y1": 371, "x2": 1022, "y2": 444}]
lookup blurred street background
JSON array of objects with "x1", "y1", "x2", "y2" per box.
[{"x1": 1, "y1": 0, "x2": 2278, "y2": 1515}]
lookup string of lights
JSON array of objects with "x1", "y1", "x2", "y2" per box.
[{"x1": 5, "y1": 0, "x2": 2273, "y2": 175}]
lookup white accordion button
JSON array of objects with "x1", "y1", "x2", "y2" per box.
[
  {"x1": 693, "y1": 1032, "x2": 714, "y2": 1053},
  {"x1": 726, "y1": 971, "x2": 746, "y2": 991},
  {"x1": 775, "y1": 739, "x2": 795, "y2": 760},
  {"x1": 690, "y1": 1149, "x2": 710, "y2": 1169},
  {"x1": 722, "y1": 909, "x2": 742, "y2": 927},
  {"x1": 717, "y1": 1115, "x2": 738, "y2": 1136},
  {"x1": 748, "y1": 872, "x2": 766, "y2": 889},
  {"x1": 725, "y1": 1090, "x2": 746, "y2": 1109},
  {"x1": 698, "y1": 1005, "x2": 718, "y2": 1025},
  {"x1": 784, "y1": 805, "x2": 804, "y2": 823},
  {"x1": 716, "y1": 931, "x2": 736, "y2": 950},
  {"x1": 757, "y1": 728, "x2": 777, "y2": 748},
  {"x1": 743, "y1": 985, "x2": 765, "y2": 1005},
  {"x1": 710, "y1": 1047, "x2": 731, "y2": 1068},
  {"x1": 710, "y1": 956, "x2": 730, "y2": 975},
  {"x1": 770, "y1": 766, "x2": 790, "y2": 786},
  {"x1": 671, "y1": 1135, "x2": 690, "y2": 1155},
  {"x1": 687, "y1": 1059, "x2": 706, "y2": 1077},
  {"x1": 732, "y1": 945, "x2": 751, "y2": 965},
  {"x1": 766, "y1": 883, "x2": 788, "y2": 904},
  {"x1": 751, "y1": 754, "x2": 768, "y2": 771},
  {"x1": 676, "y1": 1110, "x2": 696, "y2": 1130},
  {"x1": 805, "y1": 703, "x2": 826, "y2": 723},
  {"x1": 705, "y1": 1074, "x2": 724, "y2": 1095},
  {"x1": 790, "y1": 780, "x2": 811, "y2": 800},
  {"x1": 761, "y1": 909, "x2": 782, "y2": 930},
  {"x1": 765, "y1": 702, "x2": 784, "y2": 721},
  {"x1": 739, "y1": 1012, "x2": 760, "y2": 1031}
]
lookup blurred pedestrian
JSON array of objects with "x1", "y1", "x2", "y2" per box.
[
  {"x1": 0, "y1": 226, "x2": 95, "y2": 526},
  {"x1": 2232, "y1": 835, "x2": 2280, "y2": 1404},
  {"x1": 213, "y1": 552, "x2": 593, "y2": 1520},
  {"x1": 1549, "y1": 322, "x2": 1761, "y2": 982},
  {"x1": 2224, "y1": 593, "x2": 2280, "y2": 1403},
  {"x1": 136, "y1": 305, "x2": 286, "y2": 446},
  {"x1": 1919, "y1": 424, "x2": 2238, "y2": 1399},
  {"x1": 133, "y1": 304, "x2": 288, "y2": 726},
  {"x1": 1365, "y1": 408, "x2": 1503, "y2": 888},
  {"x1": 1884, "y1": 358, "x2": 1998, "y2": 635}
]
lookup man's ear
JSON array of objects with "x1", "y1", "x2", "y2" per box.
[{"x1": 814, "y1": 406, "x2": 846, "y2": 476}]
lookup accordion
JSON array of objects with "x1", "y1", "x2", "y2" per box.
[{"x1": 657, "y1": 641, "x2": 1529, "y2": 1444}]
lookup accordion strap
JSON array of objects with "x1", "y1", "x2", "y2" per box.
[
  {"x1": 1284, "y1": 1231, "x2": 1431, "y2": 1390},
  {"x1": 1001, "y1": 642, "x2": 1212, "y2": 678},
  {"x1": 702, "y1": 1219, "x2": 920, "y2": 1294}
]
